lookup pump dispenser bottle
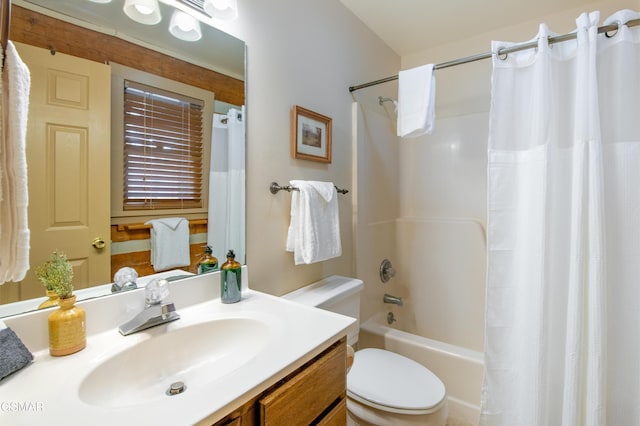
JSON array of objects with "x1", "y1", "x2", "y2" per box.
[
  {"x1": 220, "y1": 250, "x2": 241, "y2": 303},
  {"x1": 197, "y1": 245, "x2": 218, "y2": 274}
]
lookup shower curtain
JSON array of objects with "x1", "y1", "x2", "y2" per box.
[
  {"x1": 482, "y1": 10, "x2": 640, "y2": 426},
  {"x1": 208, "y1": 107, "x2": 246, "y2": 264}
]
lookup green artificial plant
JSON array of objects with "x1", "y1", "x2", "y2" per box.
[{"x1": 35, "y1": 250, "x2": 74, "y2": 299}]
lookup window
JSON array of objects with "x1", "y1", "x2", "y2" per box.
[
  {"x1": 110, "y1": 63, "x2": 213, "y2": 220},
  {"x1": 123, "y1": 80, "x2": 204, "y2": 210}
]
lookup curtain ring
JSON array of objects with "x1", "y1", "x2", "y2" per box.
[
  {"x1": 496, "y1": 47, "x2": 508, "y2": 61},
  {"x1": 605, "y1": 22, "x2": 620, "y2": 38}
]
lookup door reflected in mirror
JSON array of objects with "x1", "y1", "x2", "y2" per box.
[{"x1": 0, "y1": 0, "x2": 246, "y2": 317}]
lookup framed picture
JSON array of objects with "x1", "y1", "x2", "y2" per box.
[{"x1": 291, "y1": 105, "x2": 332, "y2": 163}]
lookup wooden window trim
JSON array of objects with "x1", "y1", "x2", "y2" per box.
[{"x1": 111, "y1": 63, "x2": 214, "y2": 219}]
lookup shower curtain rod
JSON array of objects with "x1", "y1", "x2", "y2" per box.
[{"x1": 348, "y1": 17, "x2": 640, "y2": 93}]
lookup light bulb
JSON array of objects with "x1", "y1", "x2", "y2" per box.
[
  {"x1": 203, "y1": 0, "x2": 238, "y2": 20},
  {"x1": 211, "y1": 0, "x2": 232, "y2": 10},
  {"x1": 169, "y1": 10, "x2": 202, "y2": 42},
  {"x1": 135, "y1": 4, "x2": 154, "y2": 15},
  {"x1": 123, "y1": 0, "x2": 162, "y2": 25}
]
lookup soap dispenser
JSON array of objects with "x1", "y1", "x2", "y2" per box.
[
  {"x1": 197, "y1": 245, "x2": 218, "y2": 274},
  {"x1": 220, "y1": 249, "x2": 241, "y2": 303}
]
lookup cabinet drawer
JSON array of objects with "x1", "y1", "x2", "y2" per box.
[
  {"x1": 221, "y1": 417, "x2": 242, "y2": 426},
  {"x1": 316, "y1": 398, "x2": 347, "y2": 426},
  {"x1": 259, "y1": 339, "x2": 346, "y2": 425}
]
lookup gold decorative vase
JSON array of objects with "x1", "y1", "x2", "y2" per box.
[
  {"x1": 48, "y1": 295, "x2": 86, "y2": 356},
  {"x1": 38, "y1": 290, "x2": 59, "y2": 309}
]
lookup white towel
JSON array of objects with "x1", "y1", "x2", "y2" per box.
[
  {"x1": 397, "y1": 63, "x2": 436, "y2": 138},
  {"x1": 286, "y1": 180, "x2": 342, "y2": 265},
  {"x1": 145, "y1": 218, "x2": 190, "y2": 272},
  {"x1": 0, "y1": 41, "x2": 31, "y2": 284}
]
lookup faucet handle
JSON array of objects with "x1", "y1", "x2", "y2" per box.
[
  {"x1": 112, "y1": 267, "x2": 138, "y2": 293},
  {"x1": 145, "y1": 278, "x2": 170, "y2": 305},
  {"x1": 161, "y1": 302, "x2": 178, "y2": 320},
  {"x1": 380, "y1": 259, "x2": 396, "y2": 283}
]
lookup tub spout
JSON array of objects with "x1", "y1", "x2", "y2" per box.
[{"x1": 383, "y1": 293, "x2": 403, "y2": 306}]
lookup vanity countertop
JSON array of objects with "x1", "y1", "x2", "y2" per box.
[{"x1": 0, "y1": 272, "x2": 354, "y2": 425}]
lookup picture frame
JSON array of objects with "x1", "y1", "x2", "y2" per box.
[{"x1": 291, "y1": 105, "x2": 332, "y2": 163}]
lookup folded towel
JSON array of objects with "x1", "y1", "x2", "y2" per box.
[
  {"x1": 0, "y1": 41, "x2": 31, "y2": 284},
  {"x1": 0, "y1": 326, "x2": 33, "y2": 380},
  {"x1": 145, "y1": 218, "x2": 190, "y2": 272},
  {"x1": 286, "y1": 180, "x2": 342, "y2": 265},
  {"x1": 397, "y1": 63, "x2": 436, "y2": 138}
]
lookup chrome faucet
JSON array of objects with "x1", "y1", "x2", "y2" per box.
[
  {"x1": 383, "y1": 293, "x2": 403, "y2": 306},
  {"x1": 119, "y1": 279, "x2": 180, "y2": 336}
]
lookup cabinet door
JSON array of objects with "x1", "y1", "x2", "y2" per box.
[{"x1": 259, "y1": 340, "x2": 346, "y2": 425}]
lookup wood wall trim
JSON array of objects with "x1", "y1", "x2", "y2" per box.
[
  {"x1": 0, "y1": 0, "x2": 10, "y2": 55},
  {"x1": 115, "y1": 219, "x2": 208, "y2": 233},
  {"x1": 111, "y1": 222, "x2": 208, "y2": 242},
  {"x1": 10, "y1": 5, "x2": 245, "y2": 106}
]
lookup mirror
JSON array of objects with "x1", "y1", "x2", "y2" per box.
[{"x1": 0, "y1": 0, "x2": 246, "y2": 317}]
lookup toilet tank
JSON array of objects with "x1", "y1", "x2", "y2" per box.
[{"x1": 283, "y1": 275, "x2": 364, "y2": 346}]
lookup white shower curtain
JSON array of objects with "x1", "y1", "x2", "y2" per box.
[
  {"x1": 208, "y1": 107, "x2": 246, "y2": 264},
  {"x1": 482, "y1": 10, "x2": 640, "y2": 426}
]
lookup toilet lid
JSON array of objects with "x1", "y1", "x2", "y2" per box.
[{"x1": 347, "y1": 348, "x2": 446, "y2": 414}]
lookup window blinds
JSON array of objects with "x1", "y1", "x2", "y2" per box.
[{"x1": 123, "y1": 80, "x2": 204, "y2": 210}]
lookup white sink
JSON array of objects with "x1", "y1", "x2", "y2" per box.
[
  {"x1": 0, "y1": 275, "x2": 355, "y2": 426},
  {"x1": 78, "y1": 317, "x2": 271, "y2": 408}
]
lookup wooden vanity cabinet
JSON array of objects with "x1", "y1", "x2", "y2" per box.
[{"x1": 213, "y1": 337, "x2": 347, "y2": 426}]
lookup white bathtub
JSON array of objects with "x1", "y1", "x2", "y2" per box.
[{"x1": 358, "y1": 311, "x2": 484, "y2": 426}]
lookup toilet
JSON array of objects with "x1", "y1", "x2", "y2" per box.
[{"x1": 283, "y1": 275, "x2": 448, "y2": 426}]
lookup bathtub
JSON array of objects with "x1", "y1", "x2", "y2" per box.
[{"x1": 358, "y1": 311, "x2": 484, "y2": 426}]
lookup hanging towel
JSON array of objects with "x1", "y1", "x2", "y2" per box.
[
  {"x1": 286, "y1": 180, "x2": 342, "y2": 265},
  {"x1": 145, "y1": 218, "x2": 190, "y2": 272},
  {"x1": 397, "y1": 63, "x2": 436, "y2": 138},
  {"x1": 0, "y1": 41, "x2": 31, "y2": 284}
]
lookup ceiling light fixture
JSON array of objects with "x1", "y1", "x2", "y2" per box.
[
  {"x1": 123, "y1": 0, "x2": 162, "y2": 25},
  {"x1": 203, "y1": 0, "x2": 238, "y2": 21},
  {"x1": 87, "y1": 0, "x2": 112, "y2": 3},
  {"x1": 169, "y1": 10, "x2": 202, "y2": 42}
]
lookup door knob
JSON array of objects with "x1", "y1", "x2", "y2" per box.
[{"x1": 92, "y1": 237, "x2": 106, "y2": 249}]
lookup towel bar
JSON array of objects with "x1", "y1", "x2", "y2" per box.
[
  {"x1": 116, "y1": 219, "x2": 208, "y2": 232},
  {"x1": 270, "y1": 181, "x2": 349, "y2": 195}
]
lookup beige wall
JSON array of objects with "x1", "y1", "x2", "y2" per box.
[{"x1": 216, "y1": 0, "x2": 400, "y2": 296}]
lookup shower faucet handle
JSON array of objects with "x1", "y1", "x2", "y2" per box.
[{"x1": 380, "y1": 259, "x2": 396, "y2": 283}]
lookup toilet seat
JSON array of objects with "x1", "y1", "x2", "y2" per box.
[{"x1": 347, "y1": 348, "x2": 446, "y2": 415}]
